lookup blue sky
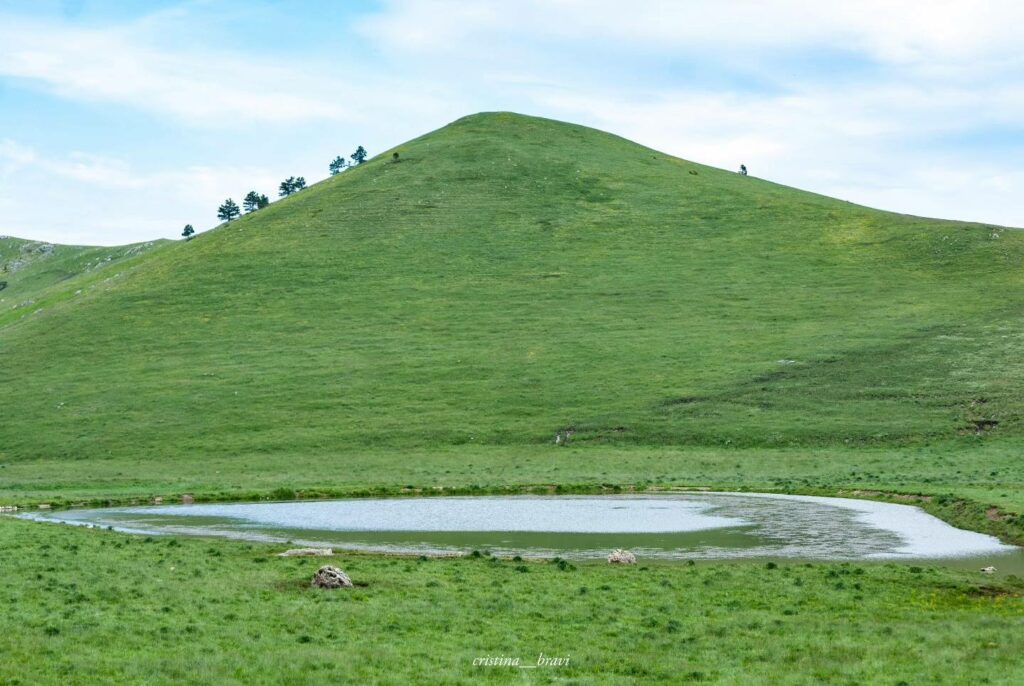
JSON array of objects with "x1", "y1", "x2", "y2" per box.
[{"x1": 1, "y1": 0, "x2": 1023, "y2": 245}]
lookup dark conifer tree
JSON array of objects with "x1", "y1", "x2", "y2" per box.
[
  {"x1": 217, "y1": 199, "x2": 240, "y2": 222},
  {"x1": 242, "y1": 191, "x2": 262, "y2": 213}
]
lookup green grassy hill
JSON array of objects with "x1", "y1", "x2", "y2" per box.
[
  {"x1": 0, "y1": 235, "x2": 164, "y2": 328},
  {"x1": 2, "y1": 112, "x2": 1023, "y2": 502}
]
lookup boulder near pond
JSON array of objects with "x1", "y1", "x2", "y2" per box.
[{"x1": 311, "y1": 565, "x2": 353, "y2": 589}]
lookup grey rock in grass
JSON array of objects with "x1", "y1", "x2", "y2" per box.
[
  {"x1": 278, "y1": 547, "x2": 333, "y2": 557},
  {"x1": 312, "y1": 565, "x2": 353, "y2": 589},
  {"x1": 607, "y1": 549, "x2": 636, "y2": 564}
]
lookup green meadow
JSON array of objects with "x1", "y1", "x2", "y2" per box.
[
  {"x1": 1, "y1": 517, "x2": 1022, "y2": 685},
  {"x1": 2, "y1": 113, "x2": 1023, "y2": 683}
]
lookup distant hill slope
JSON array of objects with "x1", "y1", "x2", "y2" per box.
[
  {"x1": 2, "y1": 112, "x2": 1023, "y2": 464},
  {"x1": 0, "y1": 236, "x2": 165, "y2": 328}
]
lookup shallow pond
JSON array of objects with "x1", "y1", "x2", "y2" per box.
[{"x1": 22, "y1": 493, "x2": 1023, "y2": 573}]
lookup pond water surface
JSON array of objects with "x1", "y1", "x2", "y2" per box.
[{"x1": 22, "y1": 493, "x2": 1023, "y2": 574}]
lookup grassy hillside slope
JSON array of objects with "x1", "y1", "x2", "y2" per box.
[
  {"x1": 0, "y1": 235, "x2": 165, "y2": 328},
  {"x1": 3, "y1": 113, "x2": 1024, "y2": 470}
]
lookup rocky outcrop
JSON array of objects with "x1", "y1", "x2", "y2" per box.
[
  {"x1": 311, "y1": 565, "x2": 353, "y2": 588},
  {"x1": 607, "y1": 549, "x2": 636, "y2": 564}
]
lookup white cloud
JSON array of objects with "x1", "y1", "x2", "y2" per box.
[
  {"x1": 0, "y1": 139, "x2": 38, "y2": 181},
  {"x1": 0, "y1": 17, "x2": 354, "y2": 126},
  {"x1": 360, "y1": 0, "x2": 1024, "y2": 68}
]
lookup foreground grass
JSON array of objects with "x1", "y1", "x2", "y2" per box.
[{"x1": 1, "y1": 517, "x2": 1021, "y2": 685}]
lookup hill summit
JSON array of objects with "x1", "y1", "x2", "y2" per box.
[{"x1": 2, "y1": 112, "x2": 1023, "y2": 465}]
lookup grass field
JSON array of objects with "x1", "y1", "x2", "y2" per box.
[
  {"x1": 2, "y1": 517, "x2": 1022, "y2": 685},
  {"x1": 2, "y1": 112, "x2": 1024, "y2": 683}
]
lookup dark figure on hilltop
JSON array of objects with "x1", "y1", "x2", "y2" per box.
[{"x1": 739, "y1": 164, "x2": 748, "y2": 176}]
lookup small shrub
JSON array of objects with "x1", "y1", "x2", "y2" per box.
[{"x1": 270, "y1": 487, "x2": 296, "y2": 501}]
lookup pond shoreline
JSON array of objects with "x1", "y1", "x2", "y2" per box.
[
  {"x1": 18, "y1": 492, "x2": 1019, "y2": 572},
  {"x1": 5, "y1": 482, "x2": 1024, "y2": 549}
]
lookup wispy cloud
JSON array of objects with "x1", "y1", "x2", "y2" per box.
[
  {"x1": 0, "y1": 15, "x2": 353, "y2": 126},
  {"x1": 0, "y1": 139, "x2": 281, "y2": 244},
  {"x1": 360, "y1": 0, "x2": 1024, "y2": 67}
]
